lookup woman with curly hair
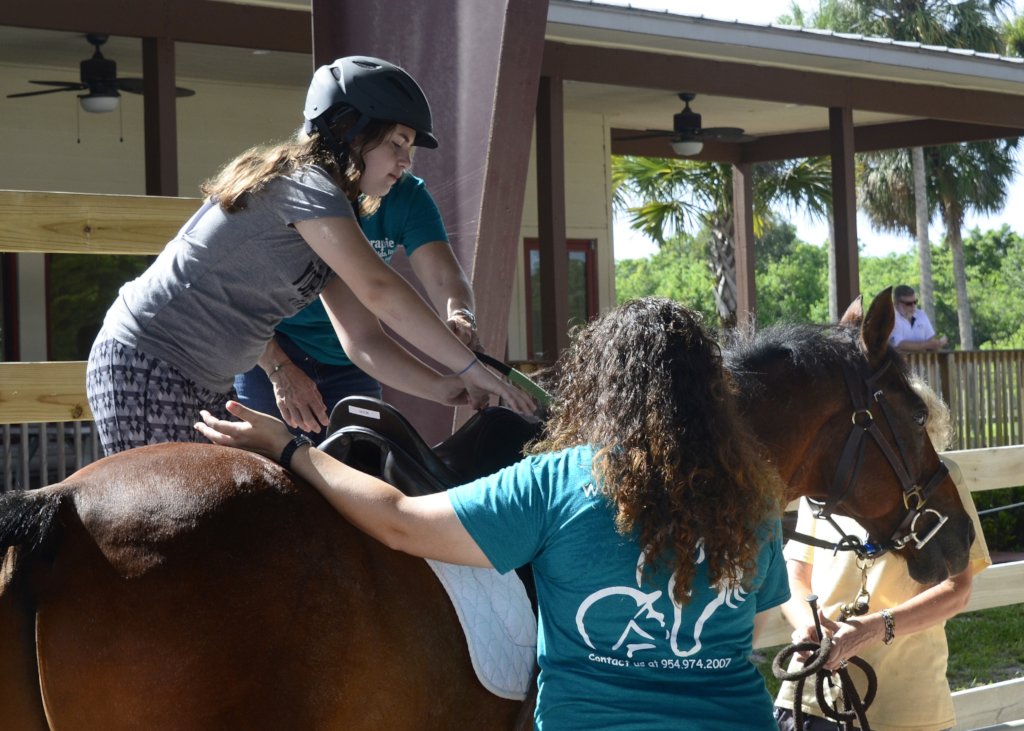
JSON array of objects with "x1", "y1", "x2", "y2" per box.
[{"x1": 195, "y1": 296, "x2": 789, "y2": 729}]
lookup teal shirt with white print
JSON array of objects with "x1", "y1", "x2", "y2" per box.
[
  {"x1": 448, "y1": 444, "x2": 789, "y2": 730},
  {"x1": 274, "y1": 172, "x2": 448, "y2": 365}
]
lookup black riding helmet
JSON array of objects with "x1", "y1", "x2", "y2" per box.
[{"x1": 303, "y1": 56, "x2": 438, "y2": 150}]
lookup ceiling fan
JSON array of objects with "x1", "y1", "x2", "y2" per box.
[
  {"x1": 6, "y1": 33, "x2": 195, "y2": 113},
  {"x1": 615, "y1": 92, "x2": 755, "y2": 156}
]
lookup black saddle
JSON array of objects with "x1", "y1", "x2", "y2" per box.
[
  {"x1": 319, "y1": 396, "x2": 544, "y2": 497},
  {"x1": 320, "y1": 395, "x2": 544, "y2": 613}
]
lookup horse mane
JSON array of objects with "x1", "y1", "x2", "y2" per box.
[
  {"x1": 911, "y1": 375, "x2": 954, "y2": 450},
  {"x1": 722, "y1": 320, "x2": 868, "y2": 394}
]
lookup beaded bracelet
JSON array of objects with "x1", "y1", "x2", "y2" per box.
[
  {"x1": 880, "y1": 608, "x2": 896, "y2": 645},
  {"x1": 268, "y1": 362, "x2": 287, "y2": 379},
  {"x1": 455, "y1": 358, "x2": 479, "y2": 377}
]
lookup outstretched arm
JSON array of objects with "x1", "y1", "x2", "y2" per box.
[
  {"x1": 297, "y1": 216, "x2": 531, "y2": 414},
  {"x1": 319, "y1": 277, "x2": 471, "y2": 407},
  {"x1": 896, "y1": 335, "x2": 947, "y2": 352},
  {"x1": 408, "y1": 242, "x2": 479, "y2": 350},
  {"x1": 195, "y1": 401, "x2": 491, "y2": 567}
]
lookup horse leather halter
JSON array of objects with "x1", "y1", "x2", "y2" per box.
[{"x1": 786, "y1": 358, "x2": 951, "y2": 560}]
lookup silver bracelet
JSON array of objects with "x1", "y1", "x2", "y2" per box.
[
  {"x1": 449, "y1": 308, "x2": 477, "y2": 328},
  {"x1": 880, "y1": 608, "x2": 896, "y2": 645},
  {"x1": 267, "y1": 362, "x2": 287, "y2": 379}
]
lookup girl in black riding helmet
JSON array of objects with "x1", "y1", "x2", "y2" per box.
[{"x1": 87, "y1": 56, "x2": 533, "y2": 455}]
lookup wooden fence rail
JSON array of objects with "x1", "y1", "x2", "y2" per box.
[{"x1": 905, "y1": 351, "x2": 1024, "y2": 450}]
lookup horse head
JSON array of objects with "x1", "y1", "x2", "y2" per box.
[
  {"x1": 727, "y1": 288, "x2": 974, "y2": 585},
  {"x1": 830, "y1": 288, "x2": 973, "y2": 583}
]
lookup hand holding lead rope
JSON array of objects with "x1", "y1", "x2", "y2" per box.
[{"x1": 772, "y1": 594, "x2": 878, "y2": 731}]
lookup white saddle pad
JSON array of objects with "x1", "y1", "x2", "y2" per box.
[{"x1": 425, "y1": 559, "x2": 537, "y2": 700}]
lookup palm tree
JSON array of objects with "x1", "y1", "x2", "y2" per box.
[
  {"x1": 911, "y1": 146, "x2": 934, "y2": 322},
  {"x1": 612, "y1": 156, "x2": 832, "y2": 324},
  {"x1": 1005, "y1": 15, "x2": 1024, "y2": 56},
  {"x1": 795, "y1": 0, "x2": 1018, "y2": 348},
  {"x1": 928, "y1": 140, "x2": 1018, "y2": 349}
]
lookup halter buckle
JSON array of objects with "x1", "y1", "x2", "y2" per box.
[
  {"x1": 851, "y1": 409, "x2": 873, "y2": 428},
  {"x1": 902, "y1": 485, "x2": 925, "y2": 511}
]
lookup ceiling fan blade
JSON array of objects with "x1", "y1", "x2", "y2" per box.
[
  {"x1": 7, "y1": 87, "x2": 82, "y2": 99},
  {"x1": 613, "y1": 129, "x2": 673, "y2": 142},
  {"x1": 116, "y1": 78, "x2": 197, "y2": 98},
  {"x1": 701, "y1": 127, "x2": 756, "y2": 143},
  {"x1": 116, "y1": 78, "x2": 144, "y2": 94},
  {"x1": 27, "y1": 80, "x2": 87, "y2": 89}
]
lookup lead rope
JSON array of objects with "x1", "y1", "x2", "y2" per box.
[{"x1": 772, "y1": 594, "x2": 878, "y2": 731}]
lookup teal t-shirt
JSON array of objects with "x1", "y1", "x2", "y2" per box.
[
  {"x1": 275, "y1": 172, "x2": 448, "y2": 365},
  {"x1": 448, "y1": 444, "x2": 788, "y2": 730}
]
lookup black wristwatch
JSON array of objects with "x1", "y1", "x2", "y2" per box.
[{"x1": 279, "y1": 434, "x2": 314, "y2": 472}]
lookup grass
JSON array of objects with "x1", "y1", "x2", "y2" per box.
[
  {"x1": 754, "y1": 604, "x2": 1024, "y2": 697},
  {"x1": 946, "y1": 604, "x2": 1024, "y2": 689}
]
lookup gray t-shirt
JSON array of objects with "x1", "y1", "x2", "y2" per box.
[{"x1": 103, "y1": 165, "x2": 354, "y2": 391}]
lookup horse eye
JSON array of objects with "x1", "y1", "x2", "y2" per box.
[{"x1": 913, "y1": 410, "x2": 928, "y2": 427}]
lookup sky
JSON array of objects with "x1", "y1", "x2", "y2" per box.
[{"x1": 607, "y1": 0, "x2": 1024, "y2": 260}]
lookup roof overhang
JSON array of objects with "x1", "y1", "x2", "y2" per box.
[{"x1": 2, "y1": 0, "x2": 1022, "y2": 162}]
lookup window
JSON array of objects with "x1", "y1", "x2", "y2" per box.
[{"x1": 523, "y1": 238, "x2": 597, "y2": 361}]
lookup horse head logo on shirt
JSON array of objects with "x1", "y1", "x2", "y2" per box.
[{"x1": 574, "y1": 542, "x2": 749, "y2": 659}]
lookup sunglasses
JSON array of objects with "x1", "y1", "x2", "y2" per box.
[{"x1": 900, "y1": 299, "x2": 918, "y2": 306}]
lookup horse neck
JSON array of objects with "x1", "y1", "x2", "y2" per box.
[{"x1": 735, "y1": 359, "x2": 849, "y2": 504}]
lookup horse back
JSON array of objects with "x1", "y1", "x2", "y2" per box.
[{"x1": 9, "y1": 443, "x2": 519, "y2": 729}]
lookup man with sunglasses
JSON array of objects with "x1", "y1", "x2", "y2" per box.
[{"x1": 888, "y1": 285, "x2": 948, "y2": 353}]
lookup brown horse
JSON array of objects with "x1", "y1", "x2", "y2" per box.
[{"x1": 0, "y1": 289, "x2": 973, "y2": 730}]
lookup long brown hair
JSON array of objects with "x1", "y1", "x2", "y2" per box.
[
  {"x1": 529, "y1": 297, "x2": 784, "y2": 604},
  {"x1": 200, "y1": 112, "x2": 394, "y2": 216}
]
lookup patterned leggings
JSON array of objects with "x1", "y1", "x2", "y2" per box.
[{"x1": 86, "y1": 334, "x2": 234, "y2": 456}]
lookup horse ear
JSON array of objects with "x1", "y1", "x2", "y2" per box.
[
  {"x1": 861, "y1": 287, "x2": 896, "y2": 366},
  {"x1": 840, "y1": 295, "x2": 864, "y2": 325}
]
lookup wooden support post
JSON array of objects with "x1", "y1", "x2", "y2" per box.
[
  {"x1": 732, "y1": 162, "x2": 756, "y2": 325},
  {"x1": 829, "y1": 106, "x2": 858, "y2": 312},
  {"x1": 142, "y1": 36, "x2": 179, "y2": 197},
  {"x1": 536, "y1": 75, "x2": 569, "y2": 359}
]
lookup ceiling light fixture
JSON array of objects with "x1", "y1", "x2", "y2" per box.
[
  {"x1": 671, "y1": 137, "x2": 703, "y2": 156},
  {"x1": 79, "y1": 91, "x2": 119, "y2": 113}
]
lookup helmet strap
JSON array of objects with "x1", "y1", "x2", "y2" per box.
[
  {"x1": 313, "y1": 116, "x2": 351, "y2": 174},
  {"x1": 342, "y1": 113, "x2": 371, "y2": 145}
]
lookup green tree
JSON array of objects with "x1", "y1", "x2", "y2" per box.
[
  {"x1": 615, "y1": 218, "x2": 832, "y2": 327},
  {"x1": 961, "y1": 225, "x2": 1024, "y2": 348},
  {"x1": 927, "y1": 140, "x2": 1018, "y2": 348},
  {"x1": 615, "y1": 231, "x2": 717, "y2": 320},
  {"x1": 612, "y1": 156, "x2": 831, "y2": 325},
  {"x1": 756, "y1": 240, "x2": 830, "y2": 325},
  {"x1": 1005, "y1": 14, "x2": 1024, "y2": 56}
]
